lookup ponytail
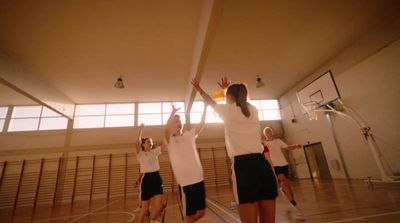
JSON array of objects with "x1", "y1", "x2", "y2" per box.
[{"x1": 226, "y1": 84, "x2": 250, "y2": 117}]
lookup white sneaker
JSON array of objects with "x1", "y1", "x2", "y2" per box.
[{"x1": 133, "y1": 207, "x2": 141, "y2": 213}]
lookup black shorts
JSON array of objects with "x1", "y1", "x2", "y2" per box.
[
  {"x1": 141, "y1": 171, "x2": 163, "y2": 201},
  {"x1": 232, "y1": 153, "x2": 277, "y2": 204},
  {"x1": 274, "y1": 165, "x2": 289, "y2": 178},
  {"x1": 181, "y1": 181, "x2": 206, "y2": 216}
]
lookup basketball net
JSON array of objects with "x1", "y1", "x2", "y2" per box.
[{"x1": 301, "y1": 101, "x2": 320, "y2": 120}]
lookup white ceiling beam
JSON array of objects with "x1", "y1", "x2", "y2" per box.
[
  {"x1": 0, "y1": 52, "x2": 75, "y2": 119},
  {"x1": 184, "y1": 0, "x2": 225, "y2": 114}
]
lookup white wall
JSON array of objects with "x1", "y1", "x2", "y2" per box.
[{"x1": 279, "y1": 15, "x2": 400, "y2": 180}]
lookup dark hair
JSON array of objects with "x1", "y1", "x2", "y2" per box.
[
  {"x1": 226, "y1": 83, "x2": 250, "y2": 117},
  {"x1": 141, "y1": 137, "x2": 150, "y2": 150}
]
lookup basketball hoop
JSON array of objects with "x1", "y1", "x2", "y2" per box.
[{"x1": 301, "y1": 101, "x2": 320, "y2": 120}]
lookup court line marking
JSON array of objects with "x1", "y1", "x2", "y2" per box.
[
  {"x1": 206, "y1": 203, "x2": 229, "y2": 223},
  {"x1": 206, "y1": 198, "x2": 240, "y2": 222},
  {"x1": 90, "y1": 211, "x2": 135, "y2": 223},
  {"x1": 65, "y1": 197, "x2": 124, "y2": 223},
  {"x1": 324, "y1": 210, "x2": 400, "y2": 223}
]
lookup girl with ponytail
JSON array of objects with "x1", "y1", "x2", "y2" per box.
[{"x1": 192, "y1": 77, "x2": 277, "y2": 223}]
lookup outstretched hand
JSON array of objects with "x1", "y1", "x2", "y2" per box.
[
  {"x1": 191, "y1": 79, "x2": 202, "y2": 92},
  {"x1": 217, "y1": 76, "x2": 230, "y2": 89},
  {"x1": 171, "y1": 104, "x2": 180, "y2": 114},
  {"x1": 139, "y1": 123, "x2": 145, "y2": 129}
]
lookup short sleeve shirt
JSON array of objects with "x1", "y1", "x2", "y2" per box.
[
  {"x1": 136, "y1": 146, "x2": 161, "y2": 173},
  {"x1": 213, "y1": 103, "x2": 263, "y2": 158},
  {"x1": 165, "y1": 128, "x2": 204, "y2": 186},
  {"x1": 263, "y1": 139, "x2": 288, "y2": 167}
]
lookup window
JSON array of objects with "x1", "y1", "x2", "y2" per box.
[
  {"x1": 74, "y1": 104, "x2": 106, "y2": 129},
  {"x1": 138, "y1": 102, "x2": 185, "y2": 126},
  {"x1": 190, "y1": 101, "x2": 223, "y2": 124},
  {"x1": 39, "y1": 107, "x2": 68, "y2": 130},
  {"x1": 0, "y1": 107, "x2": 9, "y2": 131},
  {"x1": 138, "y1": 103, "x2": 162, "y2": 126},
  {"x1": 74, "y1": 103, "x2": 135, "y2": 128},
  {"x1": 8, "y1": 106, "x2": 68, "y2": 132},
  {"x1": 105, "y1": 104, "x2": 135, "y2": 127},
  {"x1": 249, "y1": 99, "x2": 281, "y2": 120}
]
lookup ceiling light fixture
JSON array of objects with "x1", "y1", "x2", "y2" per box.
[
  {"x1": 256, "y1": 75, "x2": 265, "y2": 88},
  {"x1": 114, "y1": 76, "x2": 125, "y2": 89}
]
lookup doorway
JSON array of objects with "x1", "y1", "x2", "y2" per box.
[{"x1": 304, "y1": 142, "x2": 332, "y2": 180}]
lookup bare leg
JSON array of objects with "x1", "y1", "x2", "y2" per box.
[
  {"x1": 138, "y1": 200, "x2": 150, "y2": 223},
  {"x1": 278, "y1": 174, "x2": 295, "y2": 202},
  {"x1": 150, "y1": 194, "x2": 164, "y2": 221},
  {"x1": 237, "y1": 202, "x2": 258, "y2": 223},
  {"x1": 258, "y1": 199, "x2": 276, "y2": 223}
]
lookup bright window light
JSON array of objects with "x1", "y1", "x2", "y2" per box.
[
  {"x1": 9, "y1": 106, "x2": 69, "y2": 131},
  {"x1": 191, "y1": 101, "x2": 205, "y2": 112},
  {"x1": 74, "y1": 116, "x2": 104, "y2": 129},
  {"x1": 249, "y1": 99, "x2": 281, "y2": 120},
  {"x1": 39, "y1": 117, "x2": 68, "y2": 130},
  {"x1": 75, "y1": 104, "x2": 106, "y2": 116},
  {"x1": 105, "y1": 115, "x2": 134, "y2": 127},
  {"x1": 0, "y1": 107, "x2": 7, "y2": 131},
  {"x1": 41, "y1": 107, "x2": 62, "y2": 117},
  {"x1": 190, "y1": 113, "x2": 202, "y2": 124},
  {"x1": 0, "y1": 119, "x2": 4, "y2": 131},
  {"x1": 139, "y1": 103, "x2": 161, "y2": 114},
  {"x1": 138, "y1": 114, "x2": 162, "y2": 126},
  {"x1": 249, "y1": 100, "x2": 262, "y2": 110},
  {"x1": 260, "y1": 100, "x2": 279, "y2": 109},
  {"x1": 0, "y1": 107, "x2": 8, "y2": 118},
  {"x1": 262, "y1": 110, "x2": 281, "y2": 120},
  {"x1": 190, "y1": 101, "x2": 223, "y2": 124},
  {"x1": 12, "y1": 106, "x2": 42, "y2": 118},
  {"x1": 106, "y1": 103, "x2": 135, "y2": 115},
  {"x1": 9, "y1": 118, "x2": 40, "y2": 132}
]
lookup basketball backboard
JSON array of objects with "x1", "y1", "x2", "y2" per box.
[{"x1": 297, "y1": 71, "x2": 341, "y2": 108}]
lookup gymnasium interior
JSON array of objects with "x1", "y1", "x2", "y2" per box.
[{"x1": 0, "y1": 0, "x2": 399, "y2": 222}]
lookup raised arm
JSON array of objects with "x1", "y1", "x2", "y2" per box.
[
  {"x1": 191, "y1": 79, "x2": 217, "y2": 108},
  {"x1": 164, "y1": 104, "x2": 180, "y2": 144},
  {"x1": 195, "y1": 104, "x2": 207, "y2": 137},
  {"x1": 136, "y1": 124, "x2": 145, "y2": 154},
  {"x1": 282, "y1": 144, "x2": 302, "y2": 150}
]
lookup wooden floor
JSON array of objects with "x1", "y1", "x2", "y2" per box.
[{"x1": 1, "y1": 179, "x2": 399, "y2": 222}]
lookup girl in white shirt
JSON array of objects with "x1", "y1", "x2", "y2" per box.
[
  {"x1": 136, "y1": 124, "x2": 164, "y2": 223},
  {"x1": 192, "y1": 77, "x2": 277, "y2": 223},
  {"x1": 263, "y1": 127, "x2": 301, "y2": 206},
  {"x1": 164, "y1": 104, "x2": 207, "y2": 223}
]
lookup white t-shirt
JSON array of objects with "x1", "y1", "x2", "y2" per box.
[
  {"x1": 264, "y1": 139, "x2": 288, "y2": 167},
  {"x1": 165, "y1": 128, "x2": 204, "y2": 187},
  {"x1": 213, "y1": 103, "x2": 263, "y2": 158},
  {"x1": 136, "y1": 146, "x2": 161, "y2": 173}
]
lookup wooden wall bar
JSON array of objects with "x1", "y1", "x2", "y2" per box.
[
  {"x1": 33, "y1": 159, "x2": 44, "y2": 208},
  {"x1": 0, "y1": 147, "x2": 230, "y2": 210},
  {"x1": 14, "y1": 160, "x2": 26, "y2": 209}
]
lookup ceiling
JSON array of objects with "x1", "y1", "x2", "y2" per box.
[{"x1": 0, "y1": 0, "x2": 399, "y2": 106}]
